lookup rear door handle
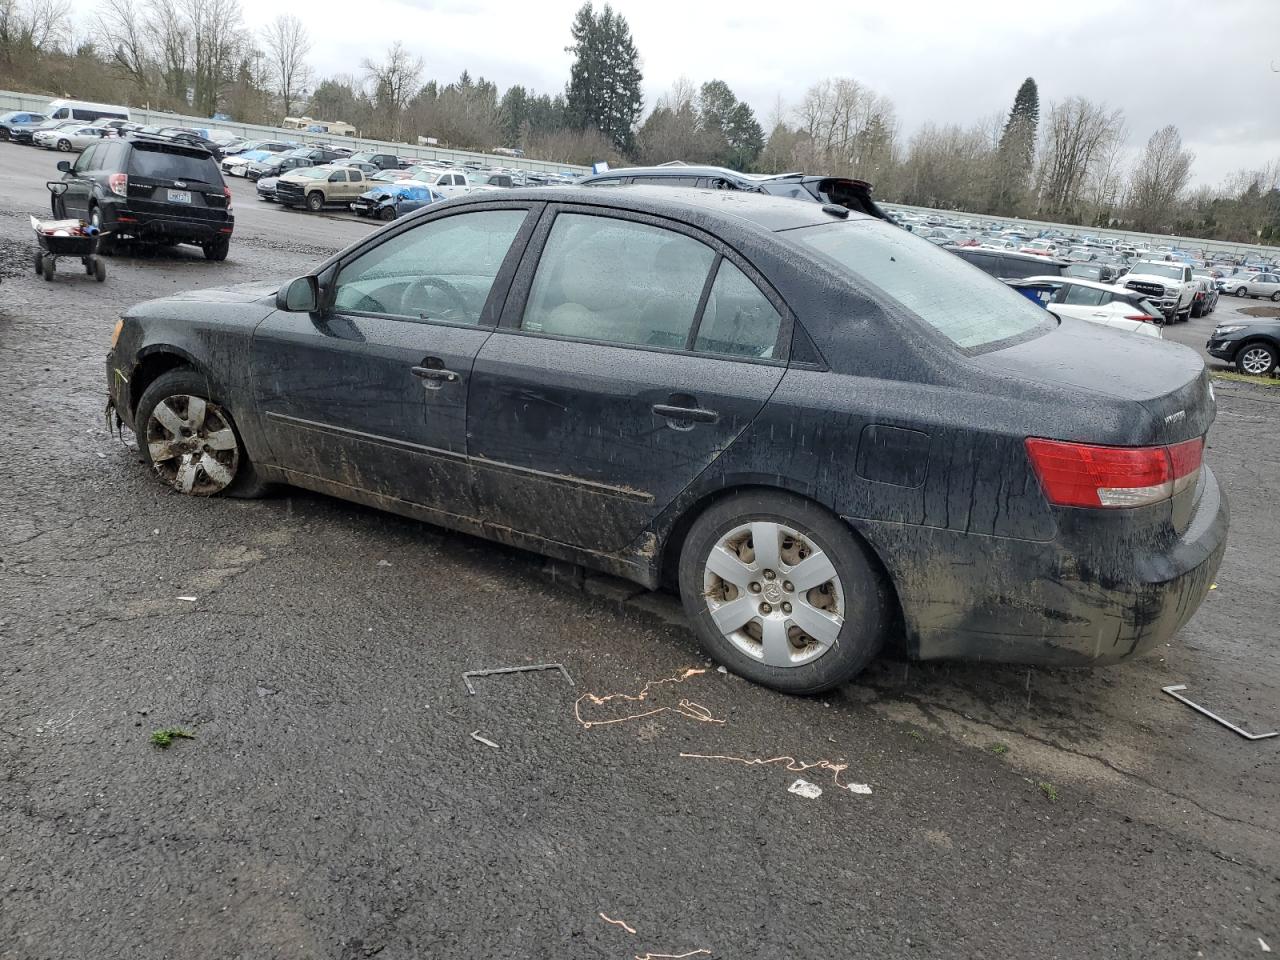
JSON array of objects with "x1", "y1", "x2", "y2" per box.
[{"x1": 651, "y1": 403, "x2": 718, "y2": 424}]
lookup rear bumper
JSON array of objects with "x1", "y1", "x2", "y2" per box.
[
  {"x1": 104, "y1": 203, "x2": 233, "y2": 243},
  {"x1": 856, "y1": 466, "x2": 1228, "y2": 667}
]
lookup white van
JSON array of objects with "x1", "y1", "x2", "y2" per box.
[{"x1": 45, "y1": 99, "x2": 130, "y2": 123}]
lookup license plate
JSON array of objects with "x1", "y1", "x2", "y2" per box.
[{"x1": 167, "y1": 189, "x2": 191, "y2": 204}]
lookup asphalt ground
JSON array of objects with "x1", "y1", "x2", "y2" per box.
[{"x1": 1, "y1": 141, "x2": 1277, "y2": 960}]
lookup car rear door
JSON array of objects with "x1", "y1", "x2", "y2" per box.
[
  {"x1": 250, "y1": 202, "x2": 539, "y2": 517},
  {"x1": 466, "y1": 205, "x2": 789, "y2": 554}
]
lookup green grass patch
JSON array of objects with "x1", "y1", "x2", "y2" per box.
[
  {"x1": 150, "y1": 727, "x2": 195, "y2": 748},
  {"x1": 1212, "y1": 371, "x2": 1280, "y2": 388},
  {"x1": 988, "y1": 742, "x2": 1010, "y2": 755},
  {"x1": 1038, "y1": 781, "x2": 1058, "y2": 802}
]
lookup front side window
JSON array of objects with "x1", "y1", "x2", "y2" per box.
[
  {"x1": 796, "y1": 220, "x2": 1049, "y2": 351},
  {"x1": 333, "y1": 209, "x2": 528, "y2": 324},
  {"x1": 694, "y1": 260, "x2": 783, "y2": 359},
  {"x1": 73, "y1": 144, "x2": 97, "y2": 172},
  {"x1": 520, "y1": 213, "x2": 715, "y2": 349}
]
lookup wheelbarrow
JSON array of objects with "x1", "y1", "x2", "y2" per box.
[{"x1": 32, "y1": 191, "x2": 107, "y2": 283}]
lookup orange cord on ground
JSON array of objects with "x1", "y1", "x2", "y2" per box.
[
  {"x1": 599, "y1": 912, "x2": 637, "y2": 934},
  {"x1": 575, "y1": 668, "x2": 725, "y2": 729}
]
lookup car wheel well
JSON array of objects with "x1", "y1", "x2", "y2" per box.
[
  {"x1": 129, "y1": 353, "x2": 197, "y2": 417},
  {"x1": 657, "y1": 484, "x2": 906, "y2": 634}
]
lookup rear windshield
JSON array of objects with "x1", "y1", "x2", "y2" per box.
[
  {"x1": 795, "y1": 220, "x2": 1050, "y2": 350},
  {"x1": 129, "y1": 146, "x2": 221, "y2": 183}
]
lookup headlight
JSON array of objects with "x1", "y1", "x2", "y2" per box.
[{"x1": 1214, "y1": 325, "x2": 1245, "y2": 335}]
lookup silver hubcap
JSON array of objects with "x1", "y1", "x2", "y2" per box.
[
  {"x1": 703, "y1": 521, "x2": 844, "y2": 668},
  {"x1": 1241, "y1": 348, "x2": 1273, "y2": 375},
  {"x1": 145, "y1": 394, "x2": 239, "y2": 495}
]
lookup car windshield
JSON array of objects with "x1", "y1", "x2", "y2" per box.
[
  {"x1": 128, "y1": 146, "x2": 220, "y2": 183},
  {"x1": 294, "y1": 168, "x2": 329, "y2": 179},
  {"x1": 795, "y1": 219, "x2": 1050, "y2": 350},
  {"x1": 1134, "y1": 263, "x2": 1184, "y2": 280}
]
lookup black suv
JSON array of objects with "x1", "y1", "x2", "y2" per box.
[
  {"x1": 347, "y1": 151, "x2": 402, "y2": 171},
  {"x1": 54, "y1": 134, "x2": 233, "y2": 260},
  {"x1": 949, "y1": 247, "x2": 1069, "y2": 280},
  {"x1": 576, "y1": 165, "x2": 892, "y2": 221},
  {"x1": 246, "y1": 151, "x2": 319, "y2": 182}
]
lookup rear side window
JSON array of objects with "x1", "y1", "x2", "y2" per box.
[
  {"x1": 1062, "y1": 285, "x2": 1107, "y2": 307},
  {"x1": 128, "y1": 146, "x2": 221, "y2": 184},
  {"x1": 630, "y1": 175, "x2": 699, "y2": 186},
  {"x1": 694, "y1": 260, "x2": 782, "y2": 359},
  {"x1": 521, "y1": 213, "x2": 715, "y2": 349},
  {"x1": 955, "y1": 251, "x2": 999, "y2": 277},
  {"x1": 796, "y1": 220, "x2": 1049, "y2": 351},
  {"x1": 1000, "y1": 257, "x2": 1050, "y2": 280}
]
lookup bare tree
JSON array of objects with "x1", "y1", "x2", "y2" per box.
[
  {"x1": 361, "y1": 41, "x2": 423, "y2": 140},
  {"x1": 95, "y1": 0, "x2": 151, "y2": 92},
  {"x1": 262, "y1": 14, "x2": 311, "y2": 118},
  {"x1": 1035, "y1": 97, "x2": 1125, "y2": 220},
  {"x1": 1126, "y1": 124, "x2": 1195, "y2": 232},
  {"x1": 0, "y1": 0, "x2": 71, "y2": 68}
]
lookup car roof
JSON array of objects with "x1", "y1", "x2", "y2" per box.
[{"x1": 449, "y1": 184, "x2": 848, "y2": 233}]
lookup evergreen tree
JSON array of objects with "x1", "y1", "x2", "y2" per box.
[
  {"x1": 697, "y1": 80, "x2": 763, "y2": 170},
  {"x1": 991, "y1": 77, "x2": 1039, "y2": 214},
  {"x1": 565, "y1": 2, "x2": 643, "y2": 154}
]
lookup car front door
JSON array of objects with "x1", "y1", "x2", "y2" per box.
[
  {"x1": 61, "y1": 142, "x2": 103, "y2": 218},
  {"x1": 466, "y1": 206, "x2": 789, "y2": 555},
  {"x1": 250, "y1": 203, "x2": 539, "y2": 518}
]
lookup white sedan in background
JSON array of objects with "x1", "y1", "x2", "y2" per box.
[
  {"x1": 1011, "y1": 275, "x2": 1165, "y2": 338},
  {"x1": 1221, "y1": 272, "x2": 1280, "y2": 301},
  {"x1": 34, "y1": 124, "x2": 114, "y2": 152}
]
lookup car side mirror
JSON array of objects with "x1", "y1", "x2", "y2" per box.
[
  {"x1": 56, "y1": 160, "x2": 71, "y2": 173},
  {"x1": 277, "y1": 276, "x2": 318, "y2": 313}
]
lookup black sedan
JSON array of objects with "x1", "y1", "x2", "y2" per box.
[
  {"x1": 105, "y1": 187, "x2": 1228, "y2": 694},
  {"x1": 1207, "y1": 317, "x2": 1280, "y2": 375}
]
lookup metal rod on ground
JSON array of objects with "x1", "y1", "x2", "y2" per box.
[
  {"x1": 1162, "y1": 684, "x2": 1278, "y2": 740},
  {"x1": 463, "y1": 663, "x2": 574, "y2": 695}
]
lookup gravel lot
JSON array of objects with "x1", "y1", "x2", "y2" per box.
[{"x1": 1, "y1": 142, "x2": 1277, "y2": 960}]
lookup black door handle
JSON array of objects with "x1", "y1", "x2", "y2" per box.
[
  {"x1": 411, "y1": 366, "x2": 459, "y2": 383},
  {"x1": 651, "y1": 403, "x2": 718, "y2": 424}
]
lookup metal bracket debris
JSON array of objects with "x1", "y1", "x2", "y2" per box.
[
  {"x1": 463, "y1": 662, "x2": 574, "y2": 695},
  {"x1": 1162, "y1": 684, "x2": 1279, "y2": 740}
]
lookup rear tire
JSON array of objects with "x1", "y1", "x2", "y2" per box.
[
  {"x1": 1236, "y1": 342, "x2": 1278, "y2": 377},
  {"x1": 134, "y1": 368, "x2": 270, "y2": 498},
  {"x1": 40, "y1": 254, "x2": 55, "y2": 280},
  {"x1": 93, "y1": 257, "x2": 106, "y2": 282},
  {"x1": 89, "y1": 206, "x2": 115, "y2": 255},
  {"x1": 202, "y1": 237, "x2": 230, "y2": 262},
  {"x1": 677, "y1": 490, "x2": 892, "y2": 695},
  {"x1": 306, "y1": 191, "x2": 324, "y2": 212},
  {"x1": 1271, "y1": 291, "x2": 1280, "y2": 302}
]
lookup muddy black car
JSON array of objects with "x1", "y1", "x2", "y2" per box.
[{"x1": 105, "y1": 187, "x2": 1227, "y2": 693}]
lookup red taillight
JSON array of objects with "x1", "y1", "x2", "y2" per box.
[
  {"x1": 1123, "y1": 314, "x2": 1156, "y2": 322},
  {"x1": 108, "y1": 173, "x2": 127, "y2": 197},
  {"x1": 224, "y1": 186, "x2": 233, "y2": 211},
  {"x1": 1025, "y1": 437, "x2": 1202, "y2": 509}
]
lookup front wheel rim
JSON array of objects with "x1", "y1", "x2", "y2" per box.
[
  {"x1": 1241, "y1": 348, "x2": 1273, "y2": 375},
  {"x1": 145, "y1": 394, "x2": 240, "y2": 495},
  {"x1": 703, "y1": 521, "x2": 845, "y2": 668}
]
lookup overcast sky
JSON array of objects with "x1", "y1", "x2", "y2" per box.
[{"x1": 235, "y1": 0, "x2": 1278, "y2": 187}]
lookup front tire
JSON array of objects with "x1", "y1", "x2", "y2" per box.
[
  {"x1": 677, "y1": 491, "x2": 892, "y2": 694},
  {"x1": 1235, "y1": 286, "x2": 1247, "y2": 297},
  {"x1": 1271, "y1": 291, "x2": 1280, "y2": 302},
  {"x1": 379, "y1": 205, "x2": 396, "y2": 221},
  {"x1": 134, "y1": 368, "x2": 269, "y2": 498},
  {"x1": 1236, "y1": 342, "x2": 1278, "y2": 377},
  {"x1": 57, "y1": 139, "x2": 72, "y2": 152},
  {"x1": 306, "y1": 191, "x2": 324, "y2": 212}
]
